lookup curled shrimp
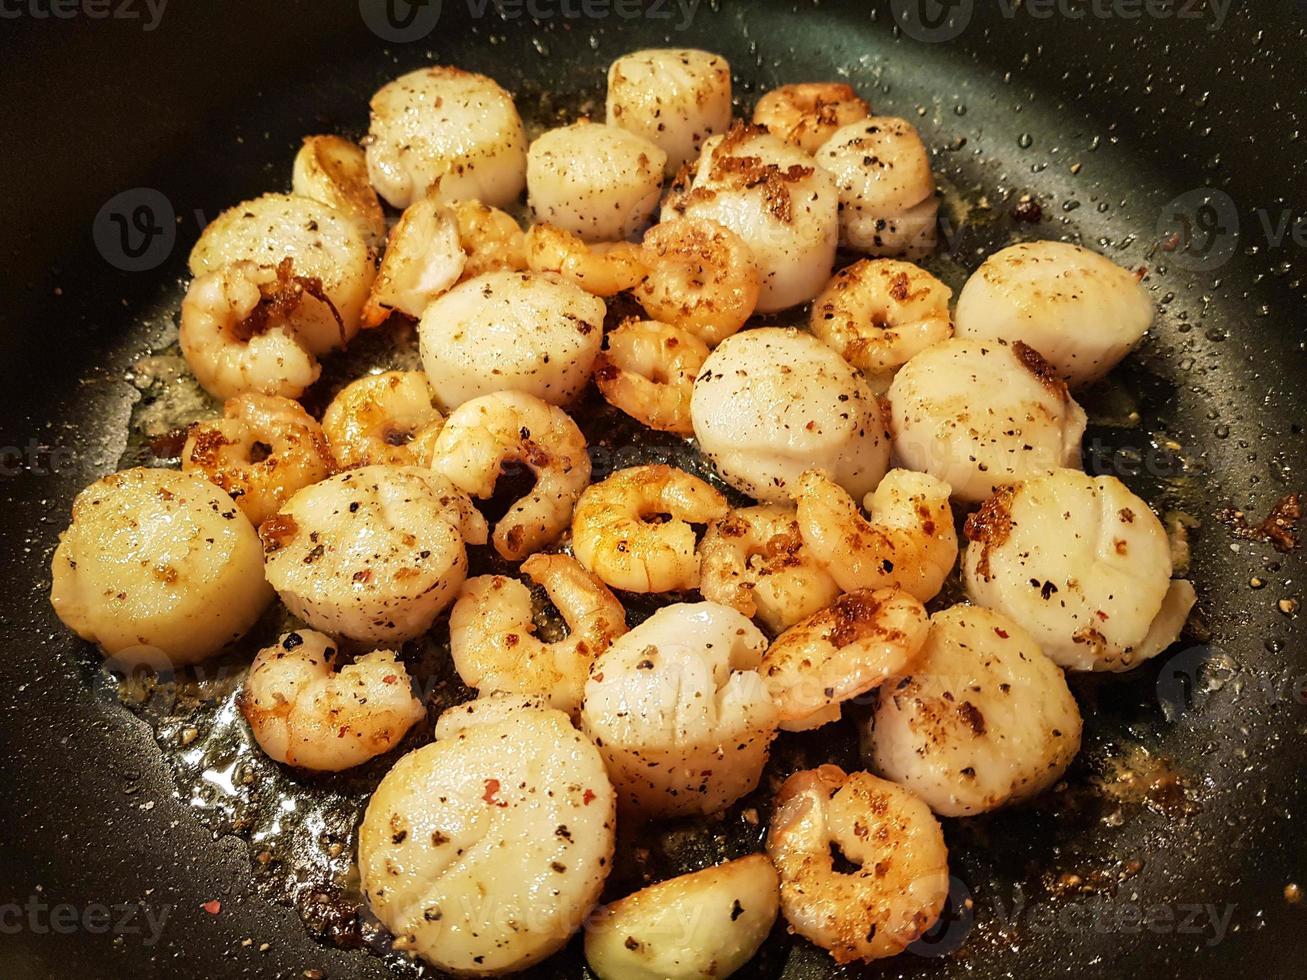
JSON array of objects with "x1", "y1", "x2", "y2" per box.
[
  {"x1": 525, "y1": 223, "x2": 648, "y2": 298},
  {"x1": 450, "y1": 553, "x2": 628, "y2": 712},
  {"x1": 634, "y1": 218, "x2": 761, "y2": 346},
  {"x1": 760, "y1": 588, "x2": 928, "y2": 731},
  {"x1": 431, "y1": 390, "x2": 591, "y2": 561},
  {"x1": 452, "y1": 199, "x2": 527, "y2": 280},
  {"x1": 182, "y1": 392, "x2": 335, "y2": 526},
  {"x1": 179, "y1": 260, "x2": 325, "y2": 400},
  {"x1": 796, "y1": 468, "x2": 958, "y2": 603},
  {"x1": 594, "y1": 319, "x2": 709, "y2": 434},
  {"x1": 572, "y1": 464, "x2": 728, "y2": 593},
  {"x1": 752, "y1": 83, "x2": 871, "y2": 154},
  {"x1": 361, "y1": 197, "x2": 465, "y2": 327},
  {"x1": 766, "y1": 765, "x2": 949, "y2": 963},
  {"x1": 810, "y1": 258, "x2": 953, "y2": 379},
  {"x1": 698, "y1": 505, "x2": 841, "y2": 634},
  {"x1": 322, "y1": 371, "x2": 445, "y2": 469},
  {"x1": 239, "y1": 629, "x2": 426, "y2": 772}
]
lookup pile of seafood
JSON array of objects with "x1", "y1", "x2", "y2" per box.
[{"x1": 48, "y1": 49, "x2": 1195, "y2": 977}]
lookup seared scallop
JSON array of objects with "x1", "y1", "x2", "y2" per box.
[
  {"x1": 867, "y1": 605, "x2": 1083, "y2": 815},
  {"x1": 419, "y1": 271, "x2": 605, "y2": 409},
  {"x1": 527, "y1": 121, "x2": 667, "y2": 241},
  {"x1": 261, "y1": 465, "x2": 486, "y2": 644},
  {"x1": 360, "y1": 699, "x2": 615, "y2": 975},
  {"x1": 691, "y1": 327, "x2": 890, "y2": 503},
  {"x1": 953, "y1": 240, "x2": 1154, "y2": 387},
  {"x1": 814, "y1": 116, "x2": 937, "y2": 258},
  {"x1": 585, "y1": 855, "x2": 779, "y2": 980},
  {"x1": 605, "y1": 48, "x2": 733, "y2": 174},
  {"x1": 365, "y1": 66, "x2": 527, "y2": 210},
  {"x1": 50, "y1": 468, "x2": 272, "y2": 665},
  {"x1": 962, "y1": 468, "x2": 1196, "y2": 671},
  {"x1": 663, "y1": 122, "x2": 839, "y2": 312},
  {"x1": 887, "y1": 337, "x2": 1087, "y2": 504},
  {"x1": 580, "y1": 602, "x2": 778, "y2": 817}
]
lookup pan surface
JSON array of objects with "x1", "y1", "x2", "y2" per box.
[{"x1": 1, "y1": 2, "x2": 1305, "y2": 978}]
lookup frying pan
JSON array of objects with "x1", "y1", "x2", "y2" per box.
[{"x1": 2, "y1": 1, "x2": 1305, "y2": 976}]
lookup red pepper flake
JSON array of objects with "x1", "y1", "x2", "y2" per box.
[
  {"x1": 353, "y1": 568, "x2": 372, "y2": 583},
  {"x1": 582, "y1": 789, "x2": 596, "y2": 806},
  {"x1": 994, "y1": 628, "x2": 1009, "y2": 639},
  {"x1": 382, "y1": 674, "x2": 398, "y2": 684},
  {"x1": 1096, "y1": 610, "x2": 1110, "y2": 621},
  {"x1": 483, "y1": 779, "x2": 507, "y2": 807},
  {"x1": 202, "y1": 900, "x2": 222, "y2": 915}
]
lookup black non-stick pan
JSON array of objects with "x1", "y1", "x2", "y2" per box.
[{"x1": 2, "y1": 1, "x2": 1305, "y2": 977}]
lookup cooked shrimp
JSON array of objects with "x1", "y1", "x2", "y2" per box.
[
  {"x1": 809, "y1": 258, "x2": 953, "y2": 380},
  {"x1": 766, "y1": 765, "x2": 949, "y2": 963},
  {"x1": 594, "y1": 319, "x2": 709, "y2": 434},
  {"x1": 431, "y1": 391, "x2": 591, "y2": 561},
  {"x1": 420, "y1": 271, "x2": 605, "y2": 409},
  {"x1": 524, "y1": 223, "x2": 648, "y2": 297},
  {"x1": 292, "y1": 134, "x2": 387, "y2": 249},
  {"x1": 962, "y1": 468, "x2": 1196, "y2": 671},
  {"x1": 49, "y1": 468, "x2": 272, "y2": 665},
  {"x1": 605, "y1": 49, "x2": 733, "y2": 174},
  {"x1": 261, "y1": 466, "x2": 487, "y2": 644},
  {"x1": 179, "y1": 260, "x2": 323, "y2": 400},
  {"x1": 450, "y1": 554, "x2": 627, "y2": 712},
  {"x1": 815, "y1": 117, "x2": 937, "y2": 259},
  {"x1": 954, "y1": 240, "x2": 1154, "y2": 386},
  {"x1": 240, "y1": 629, "x2": 425, "y2": 772},
  {"x1": 359, "y1": 701, "x2": 615, "y2": 975},
  {"x1": 663, "y1": 123, "x2": 838, "y2": 312},
  {"x1": 633, "y1": 218, "x2": 760, "y2": 346},
  {"x1": 580, "y1": 602, "x2": 776, "y2": 816},
  {"x1": 752, "y1": 83, "x2": 871, "y2": 154},
  {"x1": 451, "y1": 199, "x2": 527, "y2": 280},
  {"x1": 527, "y1": 121, "x2": 667, "y2": 242},
  {"x1": 322, "y1": 371, "x2": 444, "y2": 469},
  {"x1": 760, "y1": 588, "x2": 929, "y2": 731},
  {"x1": 868, "y1": 605, "x2": 1083, "y2": 816},
  {"x1": 189, "y1": 192, "x2": 374, "y2": 343},
  {"x1": 795, "y1": 469, "x2": 957, "y2": 603},
  {"x1": 362, "y1": 197, "x2": 465, "y2": 326},
  {"x1": 698, "y1": 505, "x2": 841, "y2": 634},
  {"x1": 181, "y1": 393, "x2": 334, "y2": 526},
  {"x1": 365, "y1": 66, "x2": 527, "y2": 210},
  {"x1": 887, "y1": 337, "x2": 1088, "y2": 504},
  {"x1": 585, "y1": 854, "x2": 779, "y2": 980},
  {"x1": 571, "y1": 464, "x2": 728, "y2": 593},
  {"x1": 690, "y1": 327, "x2": 890, "y2": 504}
]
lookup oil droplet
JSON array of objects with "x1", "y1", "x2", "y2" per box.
[{"x1": 1018, "y1": 133, "x2": 1033, "y2": 148}]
